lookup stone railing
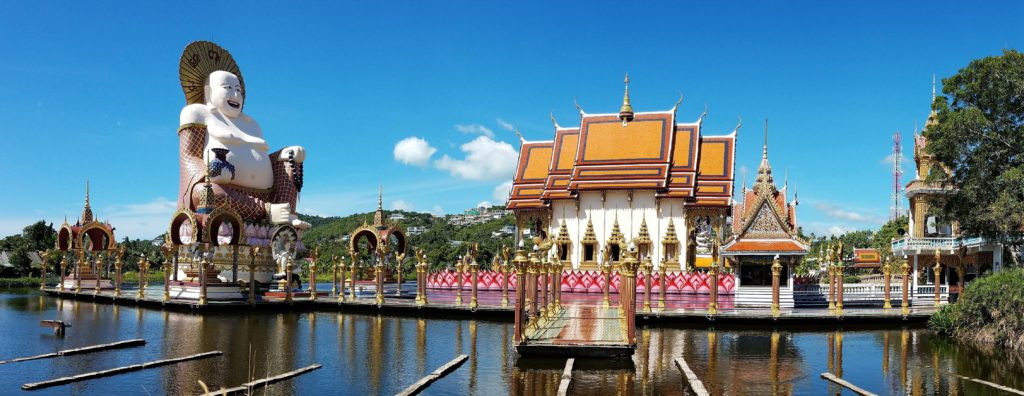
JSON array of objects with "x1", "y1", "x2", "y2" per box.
[
  {"x1": 891, "y1": 236, "x2": 987, "y2": 252},
  {"x1": 793, "y1": 284, "x2": 902, "y2": 300}
]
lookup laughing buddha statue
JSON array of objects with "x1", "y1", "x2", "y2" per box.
[{"x1": 177, "y1": 41, "x2": 309, "y2": 229}]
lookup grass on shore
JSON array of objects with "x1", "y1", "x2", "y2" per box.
[{"x1": 929, "y1": 267, "x2": 1024, "y2": 352}]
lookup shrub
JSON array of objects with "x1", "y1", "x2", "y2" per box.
[{"x1": 929, "y1": 268, "x2": 1024, "y2": 352}]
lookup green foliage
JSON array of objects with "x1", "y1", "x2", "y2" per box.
[
  {"x1": 929, "y1": 268, "x2": 1024, "y2": 351},
  {"x1": 925, "y1": 49, "x2": 1024, "y2": 244},
  {"x1": 0, "y1": 277, "x2": 54, "y2": 288}
]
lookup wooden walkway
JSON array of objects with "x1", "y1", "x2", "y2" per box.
[{"x1": 516, "y1": 304, "x2": 634, "y2": 358}]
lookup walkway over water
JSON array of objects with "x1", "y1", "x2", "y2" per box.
[{"x1": 518, "y1": 305, "x2": 633, "y2": 357}]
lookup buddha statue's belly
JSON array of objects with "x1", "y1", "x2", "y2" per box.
[{"x1": 205, "y1": 134, "x2": 273, "y2": 190}]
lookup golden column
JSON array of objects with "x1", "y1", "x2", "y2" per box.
[
  {"x1": 161, "y1": 246, "x2": 172, "y2": 303},
  {"x1": 501, "y1": 246, "x2": 511, "y2": 307},
  {"x1": 555, "y1": 254, "x2": 565, "y2": 311},
  {"x1": 469, "y1": 251, "x2": 479, "y2": 310},
  {"x1": 538, "y1": 252, "x2": 548, "y2": 319},
  {"x1": 601, "y1": 249, "x2": 612, "y2": 308},
  {"x1": 771, "y1": 254, "x2": 782, "y2": 317},
  {"x1": 199, "y1": 249, "x2": 209, "y2": 305},
  {"x1": 40, "y1": 250, "x2": 49, "y2": 291},
  {"x1": 512, "y1": 242, "x2": 528, "y2": 343},
  {"x1": 94, "y1": 253, "x2": 103, "y2": 296},
  {"x1": 657, "y1": 260, "x2": 667, "y2": 309},
  {"x1": 933, "y1": 250, "x2": 942, "y2": 307},
  {"x1": 548, "y1": 254, "x2": 558, "y2": 313},
  {"x1": 75, "y1": 249, "x2": 83, "y2": 294},
  {"x1": 331, "y1": 255, "x2": 339, "y2": 297},
  {"x1": 309, "y1": 248, "x2": 318, "y2": 302},
  {"x1": 113, "y1": 248, "x2": 123, "y2": 297},
  {"x1": 338, "y1": 254, "x2": 347, "y2": 303},
  {"x1": 901, "y1": 257, "x2": 911, "y2": 316},
  {"x1": 249, "y1": 247, "x2": 260, "y2": 306},
  {"x1": 285, "y1": 256, "x2": 296, "y2": 304},
  {"x1": 415, "y1": 249, "x2": 428, "y2": 306},
  {"x1": 528, "y1": 247, "x2": 540, "y2": 330},
  {"x1": 620, "y1": 243, "x2": 640, "y2": 345},
  {"x1": 395, "y1": 252, "x2": 404, "y2": 297},
  {"x1": 58, "y1": 253, "x2": 67, "y2": 292},
  {"x1": 707, "y1": 237, "x2": 720, "y2": 316},
  {"x1": 836, "y1": 242, "x2": 845, "y2": 316},
  {"x1": 826, "y1": 244, "x2": 836, "y2": 312},
  {"x1": 882, "y1": 256, "x2": 892, "y2": 310},
  {"x1": 454, "y1": 255, "x2": 464, "y2": 306},
  {"x1": 642, "y1": 258, "x2": 653, "y2": 313},
  {"x1": 374, "y1": 256, "x2": 384, "y2": 307},
  {"x1": 349, "y1": 248, "x2": 358, "y2": 301},
  {"x1": 139, "y1": 254, "x2": 151, "y2": 300}
]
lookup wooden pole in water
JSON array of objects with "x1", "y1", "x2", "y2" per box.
[
  {"x1": 202, "y1": 364, "x2": 322, "y2": 395},
  {"x1": 0, "y1": 339, "x2": 145, "y2": 365},
  {"x1": 22, "y1": 350, "x2": 222, "y2": 390},
  {"x1": 819, "y1": 373, "x2": 877, "y2": 396},
  {"x1": 395, "y1": 354, "x2": 468, "y2": 396}
]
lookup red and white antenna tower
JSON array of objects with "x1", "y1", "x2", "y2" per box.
[{"x1": 889, "y1": 131, "x2": 903, "y2": 221}]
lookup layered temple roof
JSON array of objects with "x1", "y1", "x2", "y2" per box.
[
  {"x1": 507, "y1": 83, "x2": 737, "y2": 209},
  {"x1": 723, "y1": 128, "x2": 808, "y2": 256}
]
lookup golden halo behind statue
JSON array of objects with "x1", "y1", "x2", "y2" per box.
[{"x1": 179, "y1": 41, "x2": 245, "y2": 105}]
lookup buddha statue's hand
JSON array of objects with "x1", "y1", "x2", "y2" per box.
[
  {"x1": 277, "y1": 146, "x2": 306, "y2": 163},
  {"x1": 243, "y1": 136, "x2": 269, "y2": 152},
  {"x1": 267, "y1": 203, "x2": 293, "y2": 225}
]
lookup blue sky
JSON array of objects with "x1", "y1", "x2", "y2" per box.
[{"x1": 1, "y1": 1, "x2": 1021, "y2": 240}]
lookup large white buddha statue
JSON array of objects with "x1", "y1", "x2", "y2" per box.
[{"x1": 177, "y1": 42, "x2": 309, "y2": 228}]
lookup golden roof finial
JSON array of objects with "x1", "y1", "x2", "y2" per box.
[
  {"x1": 81, "y1": 180, "x2": 94, "y2": 223},
  {"x1": 619, "y1": 73, "x2": 634, "y2": 123}
]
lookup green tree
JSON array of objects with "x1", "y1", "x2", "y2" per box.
[
  {"x1": 22, "y1": 220, "x2": 56, "y2": 251},
  {"x1": 925, "y1": 49, "x2": 1024, "y2": 247}
]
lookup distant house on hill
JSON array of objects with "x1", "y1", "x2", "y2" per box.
[{"x1": 388, "y1": 213, "x2": 406, "y2": 221}]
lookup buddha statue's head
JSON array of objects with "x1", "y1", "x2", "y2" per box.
[{"x1": 204, "y1": 70, "x2": 244, "y2": 118}]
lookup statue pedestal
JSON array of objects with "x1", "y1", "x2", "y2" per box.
[{"x1": 167, "y1": 266, "x2": 243, "y2": 301}]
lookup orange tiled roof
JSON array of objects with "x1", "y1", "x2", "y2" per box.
[
  {"x1": 723, "y1": 240, "x2": 808, "y2": 253},
  {"x1": 507, "y1": 103, "x2": 737, "y2": 209}
]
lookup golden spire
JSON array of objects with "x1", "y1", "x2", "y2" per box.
[
  {"x1": 373, "y1": 185, "x2": 385, "y2": 227},
  {"x1": 755, "y1": 119, "x2": 775, "y2": 192},
  {"x1": 662, "y1": 218, "x2": 679, "y2": 245},
  {"x1": 81, "y1": 180, "x2": 94, "y2": 223},
  {"x1": 619, "y1": 73, "x2": 634, "y2": 123},
  {"x1": 582, "y1": 218, "x2": 597, "y2": 244},
  {"x1": 926, "y1": 75, "x2": 939, "y2": 128},
  {"x1": 636, "y1": 217, "x2": 652, "y2": 245}
]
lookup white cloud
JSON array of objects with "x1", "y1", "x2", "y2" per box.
[
  {"x1": 813, "y1": 202, "x2": 879, "y2": 223},
  {"x1": 390, "y1": 200, "x2": 414, "y2": 211},
  {"x1": 493, "y1": 180, "x2": 513, "y2": 203},
  {"x1": 803, "y1": 222, "x2": 854, "y2": 238},
  {"x1": 431, "y1": 205, "x2": 446, "y2": 216},
  {"x1": 393, "y1": 137, "x2": 437, "y2": 167},
  {"x1": 496, "y1": 118, "x2": 515, "y2": 132},
  {"x1": 476, "y1": 201, "x2": 492, "y2": 208},
  {"x1": 434, "y1": 136, "x2": 519, "y2": 181},
  {"x1": 455, "y1": 123, "x2": 495, "y2": 138},
  {"x1": 102, "y1": 197, "x2": 179, "y2": 240}
]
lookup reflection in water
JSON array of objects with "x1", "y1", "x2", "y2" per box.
[{"x1": 0, "y1": 291, "x2": 1023, "y2": 395}]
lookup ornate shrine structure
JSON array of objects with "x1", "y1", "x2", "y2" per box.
[
  {"x1": 349, "y1": 188, "x2": 408, "y2": 284},
  {"x1": 891, "y1": 82, "x2": 1003, "y2": 302},
  {"x1": 56, "y1": 182, "x2": 116, "y2": 290},
  {"x1": 164, "y1": 41, "x2": 309, "y2": 301},
  {"x1": 721, "y1": 127, "x2": 809, "y2": 307}
]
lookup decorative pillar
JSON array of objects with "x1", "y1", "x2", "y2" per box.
[
  {"x1": 138, "y1": 255, "x2": 150, "y2": 300},
  {"x1": 501, "y1": 246, "x2": 511, "y2": 307},
  {"x1": 835, "y1": 242, "x2": 844, "y2": 316},
  {"x1": 58, "y1": 254, "x2": 67, "y2": 292},
  {"x1": 40, "y1": 250, "x2": 49, "y2": 291},
  {"x1": 332, "y1": 255, "x2": 339, "y2": 297},
  {"x1": 708, "y1": 238, "x2": 720, "y2": 316},
  {"x1": 309, "y1": 248, "x2": 318, "y2": 302},
  {"x1": 338, "y1": 255, "x2": 347, "y2": 303},
  {"x1": 512, "y1": 243, "x2": 528, "y2": 343},
  {"x1": 882, "y1": 258, "x2": 892, "y2": 310},
  {"x1": 528, "y1": 247, "x2": 540, "y2": 330},
  {"x1": 113, "y1": 249, "x2": 123, "y2": 297},
  {"x1": 642, "y1": 258, "x2": 653, "y2": 313},
  {"x1": 620, "y1": 244, "x2": 640, "y2": 345},
  {"x1": 395, "y1": 253, "x2": 404, "y2": 297},
  {"x1": 199, "y1": 249, "x2": 209, "y2": 306},
  {"x1": 601, "y1": 250, "x2": 611, "y2": 308},
  {"x1": 285, "y1": 256, "x2": 294, "y2": 304},
  {"x1": 454, "y1": 255, "x2": 464, "y2": 306},
  {"x1": 75, "y1": 249, "x2": 83, "y2": 293},
  {"x1": 94, "y1": 253, "x2": 103, "y2": 296},
  {"x1": 548, "y1": 255, "x2": 557, "y2": 313},
  {"x1": 827, "y1": 244, "x2": 836, "y2": 312},
  {"x1": 374, "y1": 258, "x2": 384, "y2": 306},
  {"x1": 933, "y1": 250, "x2": 942, "y2": 307},
  {"x1": 658, "y1": 262, "x2": 667, "y2": 309},
  {"x1": 555, "y1": 256, "x2": 564, "y2": 311},
  {"x1": 162, "y1": 248, "x2": 172, "y2": 303},
  {"x1": 771, "y1": 254, "x2": 781, "y2": 316},
  {"x1": 349, "y1": 248, "x2": 357, "y2": 301},
  {"x1": 249, "y1": 247, "x2": 260, "y2": 306},
  {"x1": 538, "y1": 253, "x2": 548, "y2": 319},
  {"x1": 470, "y1": 254, "x2": 479, "y2": 310},
  {"x1": 416, "y1": 250, "x2": 427, "y2": 306},
  {"x1": 901, "y1": 257, "x2": 911, "y2": 316}
]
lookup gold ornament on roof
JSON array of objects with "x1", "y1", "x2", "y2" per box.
[
  {"x1": 636, "y1": 217, "x2": 652, "y2": 246},
  {"x1": 582, "y1": 218, "x2": 598, "y2": 244},
  {"x1": 662, "y1": 218, "x2": 679, "y2": 245},
  {"x1": 607, "y1": 215, "x2": 625, "y2": 248},
  {"x1": 619, "y1": 73, "x2": 634, "y2": 123},
  {"x1": 555, "y1": 220, "x2": 571, "y2": 245},
  {"x1": 179, "y1": 41, "x2": 245, "y2": 105}
]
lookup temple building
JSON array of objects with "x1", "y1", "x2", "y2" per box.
[
  {"x1": 56, "y1": 182, "x2": 116, "y2": 289},
  {"x1": 891, "y1": 84, "x2": 1003, "y2": 301},
  {"x1": 507, "y1": 76, "x2": 737, "y2": 272},
  {"x1": 721, "y1": 129, "x2": 809, "y2": 307}
]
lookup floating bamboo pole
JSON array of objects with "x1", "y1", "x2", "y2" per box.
[
  {"x1": 200, "y1": 364, "x2": 322, "y2": 395},
  {"x1": 395, "y1": 354, "x2": 468, "y2": 396},
  {"x1": 556, "y1": 358, "x2": 574, "y2": 396},
  {"x1": 674, "y1": 357, "x2": 709, "y2": 396},
  {"x1": 0, "y1": 339, "x2": 145, "y2": 365},
  {"x1": 22, "y1": 350, "x2": 222, "y2": 390},
  {"x1": 819, "y1": 373, "x2": 877, "y2": 396}
]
